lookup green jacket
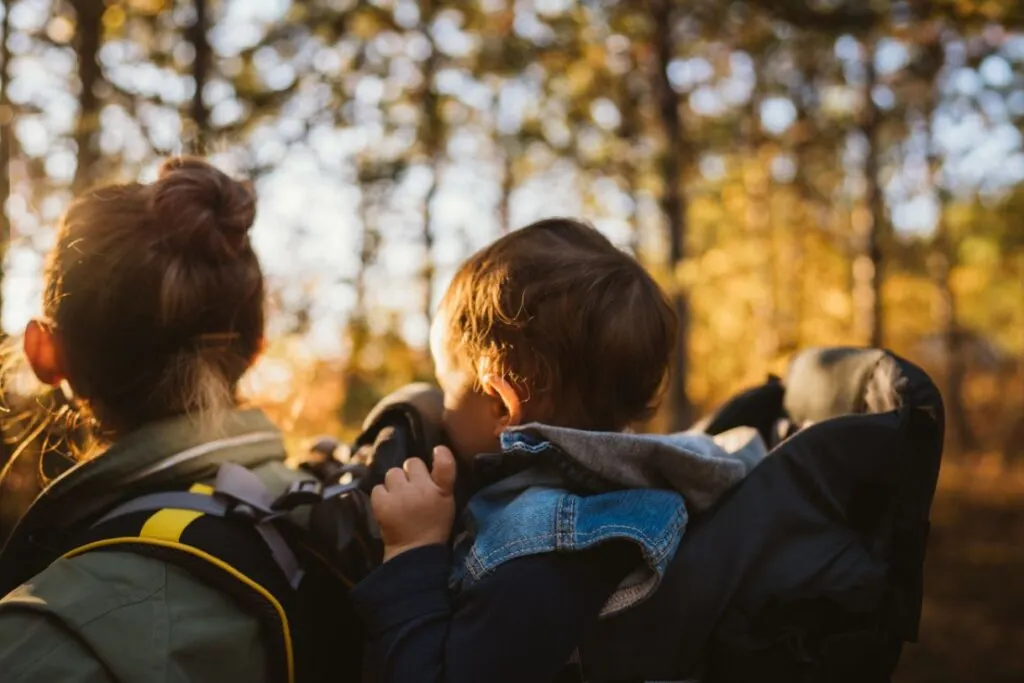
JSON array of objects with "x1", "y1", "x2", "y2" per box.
[{"x1": 0, "y1": 409, "x2": 307, "y2": 683}]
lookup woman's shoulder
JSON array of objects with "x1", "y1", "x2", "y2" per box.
[{"x1": 0, "y1": 550, "x2": 268, "y2": 682}]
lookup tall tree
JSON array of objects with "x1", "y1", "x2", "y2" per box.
[
  {"x1": 616, "y1": 59, "x2": 645, "y2": 256},
  {"x1": 743, "y1": 43, "x2": 779, "y2": 372},
  {"x1": 418, "y1": 0, "x2": 443, "y2": 326},
  {"x1": 918, "y1": 27, "x2": 976, "y2": 452},
  {"x1": 70, "y1": 0, "x2": 103, "y2": 193},
  {"x1": 0, "y1": 0, "x2": 11, "y2": 326},
  {"x1": 649, "y1": 0, "x2": 692, "y2": 429},
  {"x1": 188, "y1": 0, "x2": 212, "y2": 152},
  {"x1": 854, "y1": 35, "x2": 886, "y2": 348}
]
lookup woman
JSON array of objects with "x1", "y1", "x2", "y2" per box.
[{"x1": 0, "y1": 158, "x2": 327, "y2": 682}]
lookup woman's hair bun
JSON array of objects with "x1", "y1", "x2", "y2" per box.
[{"x1": 150, "y1": 156, "x2": 256, "y2": 262}]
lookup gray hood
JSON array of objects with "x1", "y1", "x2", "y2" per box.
[{"x1": 503, "y1": 423, "x2": 767, "y2": 511}]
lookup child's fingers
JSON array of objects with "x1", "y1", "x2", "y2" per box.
[
  {"x1": 402, "y1": 457, "x2": 431, "y2": 482},
  {"x1": 430, "y1": 446, "x2": 457, "y2": 496},
  {"x1": 369, "y1": 484, "x2": 389, "y2": 516},
  {"x1": 383, "y1": 467, "x2": 408, "y2": 491}
]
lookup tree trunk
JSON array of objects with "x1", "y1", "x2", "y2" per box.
[
  {"x1": 342, "y1": 177, "x2": 381, "y2": 425},
  {"x1": 623, "y1": 158, "x2": 641, "y2": 257},
  {"x1": 927, "y1": 216, "x2": 974, "y2": 453},
  {"x1": 650, "y1": 0, "x2": 692, "y2": 430},
  {"x1": 853, "y1": 36, "x2": 885, "y2": 348},
  {"x1": 422, "y1": 155, "x2": 439, "y2": 324},
  {"x1": 0, "y1": 0, "x2": 12, "y2": 326},
  {"x1": 619, "y1": 71, "x2": 642, "y2": 257},
  {"x1": 497, "y1": 139, "x2": 513, "y2": 236},
  {"x1": 922, "y1": 38, "x2": 976, "y2": 453},
  {"x1": 71, "y1": 0, "x2": 103, "y2": 194},
  {"x1": 189, "y1": 0, "x2": 212, "y2": 152},
  {"x1": 746, "y1": 87, "x2": 778, "y2": 373},
  {"x1": 419, "y1": 0, "x2": 441, "y2": 326}
]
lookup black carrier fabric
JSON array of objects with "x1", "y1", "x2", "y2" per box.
[
  {"x1": 579, "y1": 349, "x2": 944, "y2": 683},
  {"x1": 67, "y1": 508, "x2": 363, "y2": 683}
]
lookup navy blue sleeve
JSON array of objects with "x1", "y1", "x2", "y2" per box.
[{"x1": 351, "y1": 542, "x2": 636, "y2": 683}]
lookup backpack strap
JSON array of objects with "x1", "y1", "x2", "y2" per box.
[
  {"x1": 90, "y1": 464, "x2": 311, "y2": 589},
  {"x1": 62, "y1": 462, "x2": 376, "y2": 683},
  {"x1": 64, "y1": 481, "x2": 299, "y2": 683}
]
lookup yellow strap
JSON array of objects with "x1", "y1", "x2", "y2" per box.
[
  {"x1": 137, "y1": 483, "x2": 213, "y2": 541},
  {"x1": 140, "y1": 508, "x2": 204, "y2": 542},
  {"x1": 63, "y1": 537, "x2": 295, "y2": 683}
]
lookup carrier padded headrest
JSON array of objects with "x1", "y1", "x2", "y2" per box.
[
  {"x1": 360, "y1": 382, "x2": 444, "y2": 435},
  {"x1": 784, "y1": 347, "x2": 907, "y2": 426},
  {"x1": 348, "y1": 383, "x2": 448, "y2": 495}
]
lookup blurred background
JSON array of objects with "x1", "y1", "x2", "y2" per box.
[{"x1": 0, "y1": 0, "x2": 1021, "y2": 680}]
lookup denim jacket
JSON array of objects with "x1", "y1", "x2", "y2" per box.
[{"x1": 451, "y1": 424, "x2": 766, "y2": 616}]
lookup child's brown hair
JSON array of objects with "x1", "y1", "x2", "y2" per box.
[{"x1": 438, "y1": 218, "x2": 676, "y2": 431}]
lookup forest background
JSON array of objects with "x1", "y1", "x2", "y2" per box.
[{"x1": 0, "y1": 0, "x2": 1021, "y2": 679}]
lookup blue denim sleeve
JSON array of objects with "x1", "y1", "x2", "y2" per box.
[{"x1": 351, "y1": 542, "x2": 636, "y2": 683}]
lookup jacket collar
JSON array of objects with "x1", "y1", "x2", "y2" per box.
[{"x1": 0, "y1": 408, "x2": 284, "y2": 557}]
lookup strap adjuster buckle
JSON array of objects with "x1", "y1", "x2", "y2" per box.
[{"x1": 272, "y1": 479, "x2": 325, "y2": 511}]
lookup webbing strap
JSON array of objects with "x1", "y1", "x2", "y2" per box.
[
  {"x1": 256, "y1": 523, "x2": 305, "y2": 589},
  {"x1": 90, "y1": 474, "x2": 304, "y2": 588},
  {"x1": 140, "y1": 508, "x2": 205, "y2": 541},
  {"x1": 215, "y1": 462, "x2": 276, "y2": 514},
  {"x1": 94, "y1": 491, "x2": 229, "y2": 525}
]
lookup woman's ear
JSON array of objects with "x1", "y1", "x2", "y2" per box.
[
  {"x1": 482, "y1": 373, "x2": 523, "y2": 434},
  {"x1": 24, "y1": 319, "x2": 67, "y2": 387}
]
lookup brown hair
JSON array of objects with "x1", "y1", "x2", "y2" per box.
[
  {"x1": 438, "y1": 218, "x2": 676, "y2": 431},
  {"x1": 42, "y1": 156, "x2": 264, "y2": 437}
]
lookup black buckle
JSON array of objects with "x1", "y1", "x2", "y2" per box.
[
  {"x1": 272, "y1": 479, "x2": 325, "y2": 511},
  {"x1": 225, "y1": 502, "x2": 261, "y2": 522}
]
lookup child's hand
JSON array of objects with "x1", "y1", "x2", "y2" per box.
[{"x1": 371, "y1": 446, "x2": 457, "y2": 563}]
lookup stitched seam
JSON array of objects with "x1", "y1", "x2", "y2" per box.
[
  {"x1": 467, "y1": 513, "x2": 685, "y2": 580},
  {"x1": 502, "y1": 440, "x2": 551, "y2": 454},
  {"x1": 153, "y1": 561, "x2": 168, "y2": 683},
  {"x1": 471, "y1": 501, "x2": 685, "y2": 566}
]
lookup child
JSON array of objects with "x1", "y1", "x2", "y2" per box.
[{"x1": 352, "y1": 218, "x2": 764, "y2": 682}]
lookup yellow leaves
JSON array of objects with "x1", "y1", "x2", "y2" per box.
[
  {"x1": 820, "y1": 288, "x2": 851, "y2": 320},
  {"x1": 126, "y1": 0, "x2": 166, "y2": 14},
  {"x1": 951, "y1": 265, "x2": 989, "y2": 296},
  {"x1": 583, "y1": 43, "x2": 605, "y2": 69},
  {"x1": 698, "y1": 246, "x2": 732, "y2": 280},
  {"x1": 850, "y1": 205, "x2": 873, "y2": 236},
  {"x1": 350, "y1": 10, "x2": 382, "y2": 41},
  {"x1": 879, "y1": 273, "x2": 937, "y2": 351},
  {"x1": 672, "y1": 259, "x2": 700, "y2": 290},
  {"x1": 959, "y1": 236, "x2": 1000, "y2": 268},
  {"x1": 721, "y1": 183, "x2": 746, "y2": 216},
  {"x1": 288, "y1": 2, "x2": 309, "y2": 24},
  {"x1": 102, "y1": 6, "x2": 126, "y2": 33},
  {"x1": 565, "y1": 61, "x2": 595, "y2": 97}
]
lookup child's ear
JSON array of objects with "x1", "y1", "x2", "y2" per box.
[
  {"x1": 482, "y1": 374, "x2": 523, "y2": 433},
  {"x1": 24, "y1": 319, "x2": 67, "y2": 387}
]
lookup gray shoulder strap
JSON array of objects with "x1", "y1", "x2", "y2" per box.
[
  {"x1": 93, "y1": 491, "x2": 228, "y2": 525},
  {"x1": 90, "y1": 463, "x2": 304, "y2": 588}
]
